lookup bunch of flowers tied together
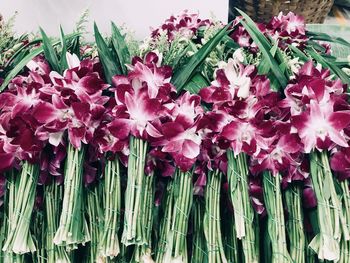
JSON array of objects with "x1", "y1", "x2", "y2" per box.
[{"x1": 0, "y1": 9, "x2": 350, "y2": 263}]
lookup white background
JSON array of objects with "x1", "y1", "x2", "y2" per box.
[{"x1": 0, "y1": 0, "x2": 229, "y2": 39}]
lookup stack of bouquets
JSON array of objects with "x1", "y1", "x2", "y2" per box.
[{"x1": 0, "y1": 8, "x2": 349, "y2": 263}]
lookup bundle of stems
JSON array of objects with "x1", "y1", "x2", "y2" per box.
[
  {"x1": 98, "y1": 157, "x2": 121, "y2": 260},
  {"x1": 191, "y1": 198, "x2": 207, "y2": 263},
  {"x1": 0, "y1": 208, "x2": 5, "y2": 262},
  {"x1": 155, "y1": 182, "x2": 174, "y2": 263},
  {"x1": 133, "y1": 173, "x2": 155, "y2": 262},
  {"x1": 223, "y1": 211, "x2": 239, "y2": 263},
  {"x1": 86, "y1": 186, "x2": 103, "y2": 263},
  {"x1": 338, "y1": 179, "x2": 350, "y2": 263},
  {"x1": 2, "y1": 161, "x2": 39, "y2": 254},
  {"x1": 54, "y1": 143, "x2": 90, "y2": 248},
  {"x1": 2, "y1": 170, "x2": 24, "y2": 263},
  {"x1": 44, "y1": 183, "x2": 71, "y2": 263},
  {"x1": 285, "y1": 184, "x2": 305, "y2": 263},
  {"x1": 156, "y1": 169, "x2": 193, "y2": 263},
  {"x1": 263, "y1": 171, "x2": 292, "y2": 263},
  {"x1": 227, "y1": 150, "x2": 259, "y2": 263},
  {"x1": 32, "y1": 210, "x2": 45, "y2": 263},
  {"x1": 203, "y1": 169, "x2": 227, "y2": 263},
  {"x1": 122, "y1": 137, "x2": 148, "y2": 246},
  {"x1": 309, "y1": 150, "x2": 341, "y2": 261}
]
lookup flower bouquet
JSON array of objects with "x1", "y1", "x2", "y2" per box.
[{"x1": 0, "y1": 8, "x2": 349, "y2": 263}]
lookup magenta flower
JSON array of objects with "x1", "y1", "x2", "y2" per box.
[
  {"x1": 250, "y1": 133, "x2": 302, "y2": 176},
  {"x1": 0, "y1": 78, "x2": 43, "y2": 118},
  {"x1": 151, "y1": 10, "x2": 212, "y2": 41},
  {"x1": 31, "y1": 53, "x2": 109, "y2": 149},
  {"x1": 109, "y1": 89, "x2": 163, "y2": 140},
  {"x1": 0, "y1": 141, "x2": 14, "y2": 173},
  {"x1": 291, "y1": 99, "x2": 350, "y2": 153},
  {"x1": 164, "y1": 91, "x2": 203, "y2": 125},
  {"x1": 153, "y1": 92, "x2": 204, "y2": 171},
  {"x1": 331, "y1": 147, "x2": 350, "y2": 181}
]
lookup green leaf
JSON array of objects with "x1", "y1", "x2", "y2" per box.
[
  {"x1": 289, "y1": 45, "x2": 309, "y2": 62},
  {"x1": 94, "y1": 22, "x2": 122, "y2": 84},
  {"x1": 308, "y1": 40, "x2": 327, "y2": 53},
  {"x1": 307, "y1": 24, "x2": 350, "y2": 60},
  {"x1": 0, "y1": 33, "x2": 81, "y2": 92},
  {"x1": 223, "y1": 35, "x2": 240, "y2": 50},
  {"x1": 4, "y1": 38, "x2": 42, "y2": 68},
  {"x1": 59, "y1": 26, "x2": 68, "y2": 71},
  {"x1": 40, "y1": 27, "x2": 60, "y2": 72},
  {"x1": 257, "y1": 42, "x2": 278, "y2": 75},
  {"x1": 171, "y1": 24, "x2": 230, "y2": 92},
  {"x1": 69, "y1": 35, "x2": 81, "y2": 58},
  {"x1": 183, "y1": 73, "x2": 210, "y2": 94},
  {"x1": 111, "y1": 22, "x2": 130, "y2": 75},
  {"x1": 236, "y1": 9, "x2": 288, "y2": 90},
  {"x1": 306, "y1": 47, "x2": 350, "y2": 85},
  {"x1": 0, "y1": 47, "x2": 43, "y2": 92},
  {"x1": 307, "y1": 29, "x2": 350, "y2": 48}
]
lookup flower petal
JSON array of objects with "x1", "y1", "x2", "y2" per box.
[{"x1": 182, "y1": 139, "x2": 200, "y2": 159}]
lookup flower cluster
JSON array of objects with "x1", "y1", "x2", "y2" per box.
[
  {"x1": 283, "y1": 61, "x2": 350, "y2": 153},
  {"x1": 0, "y1": 53, "x2": 109, "y2": 173},
  {"x1": 151, "y1": 10, "x2": 211, "y2": 41},
  {"x1": 231, "y1": 12, "x2": 307, "y2": 52}
]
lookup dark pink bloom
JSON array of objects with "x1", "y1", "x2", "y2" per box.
[
  {"x1": 331, "y1": 147, "x2": 350, "y2": 181},
  {"x1": 291, "y1": 100, "x2": 350, "y2": 153},
  {"x1": 151, "y1": 10, "x2": 212, "y2": 41},
  {"x1": 250, "y1": 133, "x2": 302, "y2": 176}
]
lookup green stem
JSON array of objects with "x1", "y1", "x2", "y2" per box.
[
  {"x1": 204, "y1": 169, "x2": 227, "y2": 263},
  {"x1": 2, "y1": 161, "x2": 39, "y2": 254},
  {"x1": 122, "y1": 137, "x2": 148, "y2": 246},
  {"x1": 86, "y1": 186, "x2": 102, "y2": 263},
  {"x1": 98, "y1": 158, "x2": 121, "y2": 260},
  {"x1": 309, "y1": 150, "x2": 341, "y2": 261},
  {"x1": 223, "y1": 209, "x2": 239, "y2": 263},
  {"x1": 340, "y1": 180, "x2": 350, "y2": 241},
  {"x1": 191, "y1": 198, "x2": 207, "y2": 263},
  {"x1": 32, "y1": 209, "x2": 45, "y2": 263},
  {"x1": 227, "y1": 150, "x2": 259, "y2": 263},
  {"x1": 133, "y1": 173, "x2": 155, "y2": 262},
  {"x1": 44, "y1": 183, "x2": 71, "y2": 263},
  {"x1": 156, "y1": 182, "x2": 174, "y2": 263},
  {"x1": 263, "y1": 171, "x2": 292, "y2": 263},
  {"x1": 158, "y1": 169, "x2": 193, "y2": 263},
  {"x1": 2, "y1": 170, "x2": 24, "y2": 262},
  {"x1": 285, "y1": 185, "x2": 305, "y2": 263},
  {"x1": 53, "y1": 143, "x2": 90, "y2": 248}
]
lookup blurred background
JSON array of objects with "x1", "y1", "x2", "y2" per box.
[
  {"x1": 0, "y1": 0, "x2": 228, "y2": 39},
  {"x1": 0, "y1": 0, "x2": 349, "y2": 39}
]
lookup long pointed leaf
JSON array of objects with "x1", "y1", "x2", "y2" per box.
[
  {"x1": 289, "y1": 45, "x2": 309, "y2": 62},
  {"x1": 171, "y1": 24, "x2": 230, "y2": 92},
  {"x1": 40, "y1": 28, "x2": 60, "y2": 72},
  {"x1": 307, "y1": 48, "x2": 350, "y2": 85},
  {"x1": 236, "y1": 9, "x2": 288, "y2": 89},
  {"x1": 94, "y1": 22, "x2": 121, "y2": 84},
  {"x1": 5, "y1": 32, "x2": 80, "y2": 69},
  {"x1": 183, "y1": 73, "x2": 210, "y2": 94},
  {"x1": 307, "y1": 30, "x2": 350, "y2": 48},
  {"x1": 0, "y1": 33, "x2": 81, "y2": 92},
  {"x1": 60, "y1": 26, "x2": 68, "y2": 71},
  {"x1": 0, "y1": 48, "x2": 43, "y2": 92},
  {"x1": 111, "y1": 22, "x2": 130, "y2": 75}
]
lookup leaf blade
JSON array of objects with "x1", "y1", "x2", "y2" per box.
[
  {"x1": 40, "y1": 27, "x2": 61, "y2": 72},
  {"x1": 236, "y1": 9, "x2": 288, "y2": 89},
  {"x1": 171, "y1": 24, "x2": 230, "y2": 92},
  {"x1": 94, "y1": 22, "x2": 122, "y2": 84},
  {"x1": 111, "y1": 22, "x2": 131, "y2": 75}
]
